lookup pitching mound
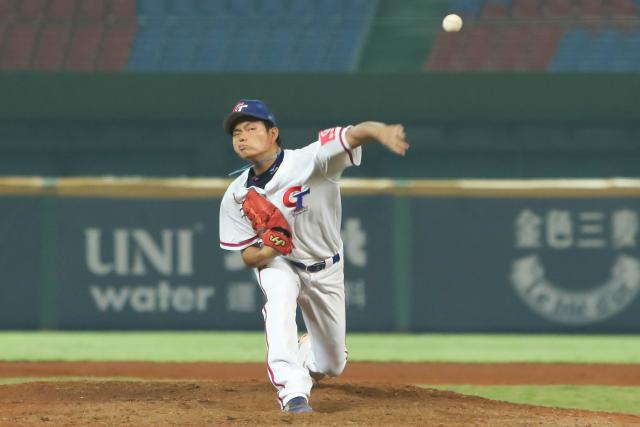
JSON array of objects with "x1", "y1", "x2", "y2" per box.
[
  {"x1": 1, "y1": 362, "x2": 640, "y2": 426},
  {"x1": 1, "y1": 380, "x2": 639, "y2": 426}
]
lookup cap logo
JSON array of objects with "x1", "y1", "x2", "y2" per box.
[{"x1": 233, "y1": 102, "x2": 249, "y2": 112}]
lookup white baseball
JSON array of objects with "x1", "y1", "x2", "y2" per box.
[{"x1": 442, "y1": 14, "x2": 463, "y2": 32}]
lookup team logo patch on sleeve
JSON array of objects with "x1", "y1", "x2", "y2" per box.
[{"x1": 319, "y1": 128, "x2": 337, "y2": 145}]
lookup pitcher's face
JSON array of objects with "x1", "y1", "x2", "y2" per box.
[{"x1": 232, "y1": 120, "x2": 279, "y2": 161}]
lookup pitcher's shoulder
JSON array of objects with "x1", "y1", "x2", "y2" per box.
[
  {"x1": 222, "y1": 173, "x2": 250, "y2": 206},
  {"x1": 285, "y1": 141, "x2": 321, "y2": 162}
]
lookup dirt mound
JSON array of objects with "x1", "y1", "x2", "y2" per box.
[{"x1": 1, "y1": 380, "x2": 639, "y2": 426}]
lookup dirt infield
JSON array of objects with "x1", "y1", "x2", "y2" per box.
[{"x1": 1, "y1": 362, "x2": 639, "y2": 426}]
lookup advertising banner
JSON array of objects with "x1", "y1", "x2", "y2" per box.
[
  {"x1": 412, "y1": 198, "x2": 640, "y2": 332},
  {"x1": 4, "y1": 182, "x2": 640, "y2": 333},
  {"x1": 0, "y1": 198, "x2": 41, "y2": 328},
  {"x1": 54, "y1": 196, "x2": 394, "y2": 330},
  {"x1": 341, "y1": 196, "x2": 395, "y2": 331},
  {"x1": 56, "y1": 198, "x2": 239, "y2": 329}
]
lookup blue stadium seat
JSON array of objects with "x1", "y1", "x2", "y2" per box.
[
  {"x1": 449, "y1": 0, "x2": 485, "y2": 16},
  {"x1": 296, "y1": 26, "x2": 327, "y2": 71},
  {"x1": 549, "y1": 30, "x2": 592, "y2": 71},
  {"x1": 224, "y1": 22, "x2": 267, "y2": 71},
  {"x1": 289, "y1": 0, "x2": 313, "y2": 17},
  {"x1": 613, "y1": 31, "x2": 640, "y2": 72},
  {"x1": 631, "y1": 32, "x2": 640, "y2": 71},
  {"x1": 166, "y1": 0, "x2": 200, "y2": 16},
  {"x1": 578, "y1": 30, "x2": 622, "y2": 72},
  {"x1": 160, "y1": 24, "x2": 204, "y2": 71},
  {"x1": 317, "y1": 0, "x2": 342, "y2": 17},
  {"x1": 259, "y1": 26, "x2": 297, "y2": 72},
  {"x1": 259, "y1": 0, "x2": 287, "y2": 16},
  {"x1": 128, "y1": 0, "x2": 376, "y2": 72},
  {"x1": 137, "y1": 0, "x2": 167, "y2": 17},
  {"x1": 344, "y1": 0, "x2": 379, "y2": 18},
  {"x1": 328, "y1": 27, "x2": 361, "y2": 71},
  {"x1": 228, "y1": 0, "x2": 256, "y2": 16},
  {"x1": 198, "y1": 0, "x2": 228, "y2": 16},
  {"x1": 193, "y1": 20, "x2": 230, "y2": 71},
  {"x1": 127, "y1": 23, "x2": 169, "y2": 71}
]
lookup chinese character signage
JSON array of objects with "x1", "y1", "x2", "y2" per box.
[
  {"x1": 512, "y1": 207, "x2": 640, "y2": 325},
  {"x1": 412, "y1": 198, "x2": 640, "y2": 332}
]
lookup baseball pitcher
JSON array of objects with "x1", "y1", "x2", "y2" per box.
[{"x1": 219, "y1": 99, "x2": 408, "y2": 413}]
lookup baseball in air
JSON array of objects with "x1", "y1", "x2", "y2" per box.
[{"x1": 442, "y1": 14, "x2": 463, "y2": 32}]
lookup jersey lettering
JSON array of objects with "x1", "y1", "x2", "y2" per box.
[
  {"x1": 319, "y1": 128, "x2": 337, "y2": 145},
  {"x1": 283, "y1": 186, "x2": 310, "y2": 213}
]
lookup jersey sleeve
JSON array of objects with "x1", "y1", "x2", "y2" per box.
[
  {"x1": 219, "y1": 190, "x2": 259, "y2": 251},
  {"x1": 314, "y1": 126, "x2": 362, "y2": 180}
]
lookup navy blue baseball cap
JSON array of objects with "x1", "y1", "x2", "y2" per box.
[{"x1": 223, "y1": 99, "x2": 277, "y2": 134}]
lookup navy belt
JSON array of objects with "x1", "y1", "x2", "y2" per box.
[{"x1": 289, "y1": 253, "x2": 340, "y2": 273}]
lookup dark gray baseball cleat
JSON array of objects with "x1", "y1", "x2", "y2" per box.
[{"x1": 284, "y1": 396, "x2": 312, "y2": 414}]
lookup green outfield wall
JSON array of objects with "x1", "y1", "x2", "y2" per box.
[
  {"x1": 2, "y1": 178, "x2": 640, "y2": 333},
  {"x1": 2, "y1": 72, "x2": 639, "y2": 121},
  {"x1": 0, "y1": 72, "x2": 639, "y2": 178}
]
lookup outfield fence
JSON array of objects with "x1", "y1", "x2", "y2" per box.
[{"x1": 2, "y1": 177, "x2": 640, "y2": 333}]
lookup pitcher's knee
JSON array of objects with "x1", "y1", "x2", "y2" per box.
[
  {"x1": 318, "y1": 353, "x2": 347, "y2": 377},
  {"x1": 324, "y1": 360, "x2": 346, "y2": 377}
]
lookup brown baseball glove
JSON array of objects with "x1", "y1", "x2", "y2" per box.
[{"x1": 242, "y1": 188, "x2": 293, "y2": 255}]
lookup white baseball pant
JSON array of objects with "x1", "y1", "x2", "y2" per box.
[{"x1": 255, "y1": 254, "x2": 347, "y2": 408}]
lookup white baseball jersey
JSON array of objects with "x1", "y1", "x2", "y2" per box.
[{"x1": 219, "y1": 126, "x2": 361, "y2": 263}]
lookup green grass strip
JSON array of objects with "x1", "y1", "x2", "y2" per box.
[
  {"x1": 348, "y1": 334, "x2": 640, "y2": 363},
  {"x1": 0, "y1": 331, "x2": 265, "y2": 362},
  {"x1": 428, "y1": 385, "x2": 640, "y2": 415},
  {"x1": 1, "y1": 332, "x2": 640, "y2": 363}
]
